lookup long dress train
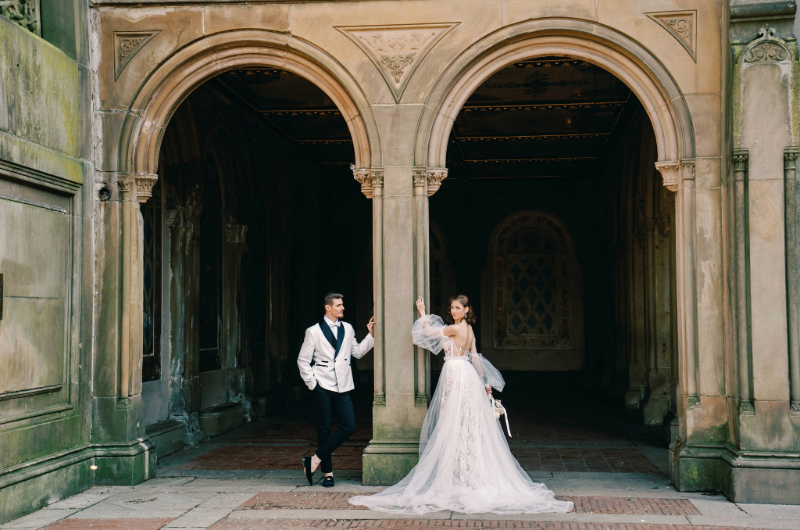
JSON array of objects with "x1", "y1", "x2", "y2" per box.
[{"x1": 349, "y1": 315, "x2": 573, "y2": 515}]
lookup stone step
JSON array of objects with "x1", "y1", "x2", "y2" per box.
[
  {"x1": 145, "y1": 419, "x2": 185, "y2": 459},
  {"x1": 198, "y1": 402, "x2": 244, "y2": 437}
]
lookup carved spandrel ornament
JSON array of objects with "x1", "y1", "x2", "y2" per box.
[
  {"x1": 646, "y1": 11, "x2": 697, "y2": 62},
  {"x1": 114, "y1": 31, "x2": 160, "y2": 80},
  {"x1": 337, "y1": 23, "x2": 458, "y2": 103},
  {"x1": 1, "y1": 0, "x2": 39, "y2": 35},
  {"x1": 655, "y1": 161, "x2": 680, "y2": 192},
  {"x1": 743, "y1": 25, "x2": 791, "y2": 64}
]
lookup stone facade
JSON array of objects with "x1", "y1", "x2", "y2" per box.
[{"x1": 1, "y1": 0, "x2": 800, "y2": 523}]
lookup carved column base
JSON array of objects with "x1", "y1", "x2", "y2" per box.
[{"x1": 362, "y1": 440, "x2": 420, "y2": 486}]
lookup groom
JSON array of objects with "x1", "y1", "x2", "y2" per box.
[{"x1": 298, "y1": 292, "x2": 375, "y2": 487}]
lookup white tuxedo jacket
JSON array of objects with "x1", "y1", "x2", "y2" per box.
[{"x1": 297, "y1": 321, "x2": 374, "y2": 393}]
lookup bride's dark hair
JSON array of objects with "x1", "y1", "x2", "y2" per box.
[{"x1": 445, "y1": 294, "x2": 476, "y2": 325}]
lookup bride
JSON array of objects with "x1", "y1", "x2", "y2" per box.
[{"x1": 349, "y1": 295, "x2": 573, "y2": 515}]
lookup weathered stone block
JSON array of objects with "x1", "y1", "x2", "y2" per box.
[
  {"x1": 198, "y1": 401, "x2": 243, "y2": 437},
  {"x1": 362, "y1": 441, "x2": 419, "y2": 486},
  {"x1": 145, "y1": 419, "x2": 185, "y2": 459}
]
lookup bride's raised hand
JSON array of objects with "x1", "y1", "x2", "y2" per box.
[{"x1": 416, "y1": 296, "x2": 426, "y2": 316}]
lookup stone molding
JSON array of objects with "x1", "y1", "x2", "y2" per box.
[
  {"x1": 225, "y1": 224, "x2": 248, "y2": 244},
  {"x1": 373, "y1": 393, "x2": 386, "y2": 406},
  {"x1": 418, "y1": 18, "x2": 695, "y2": 169},
  {"x1": 685, "y1": 394, "x2": 701, "y2": 409},
  {"x1": 337, "y1": 23, "x2": 458, "y2": 103},
  {"x1": 655, "y1": 161, "x2": 680, "y2": 191},
  {"x1": 645, "y1": 11, "x2": 697, "y2": 61},
  {"x1": 743, "y1": 25, "x2": 791, "y2": 63},
  {"x1": 414, "y1": 393, "x2": 428, "y2": 406},
  {"x1": 114, "y1": 31, "x2": 160, "y2": 80},
  {"x1": 738, "y1": 399, "x2": 755, "y2": 415},
  {"x1": 135, "y1": 174, "x2": 159, "y2": 204},
  {"x1": 681, "y1": 160, "x2": 696, "y2": 182},
  {"x1": 121, "y1": 30, "x2": 376, "y2": 178}
]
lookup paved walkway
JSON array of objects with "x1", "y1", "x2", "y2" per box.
[{"x1": 4, "y1": 394, "x2": 800, "y2": 529}]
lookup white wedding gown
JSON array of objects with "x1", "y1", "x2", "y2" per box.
[{"x1": 349, "y1": 315, "x2": 573, "y2": 515}]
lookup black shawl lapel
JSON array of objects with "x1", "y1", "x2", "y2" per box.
[
  {"x1": 319, "y1": 319, "x2": 337, "y2": 350},
  {"x1": 334, "y1": 324, "x2": 344, "y2": 359}
]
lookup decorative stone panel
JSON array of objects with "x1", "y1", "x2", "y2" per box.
[
  {"x1": 337, "y1": 23, "x2": 458, "y2": 103},
  {"x1": 646, "y1": 11, "x2": 696, "y2": 61},
  {"x1": 114, "y1": 31, "x2": 160, "y2": 80}
]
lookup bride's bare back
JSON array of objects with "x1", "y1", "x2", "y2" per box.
[{"x1": 443, "y1": 322, "x2": 474, "y2": 355}]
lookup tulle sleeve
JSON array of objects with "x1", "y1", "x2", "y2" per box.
[
  {"x1": 412, "y1": 315, "x2": 448, "y2": 354},
  {"x1": 468, "y1": 353, "x2": 505, "y2": 392}
]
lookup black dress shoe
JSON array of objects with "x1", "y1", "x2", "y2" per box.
[
  {"x1": 322, "y1": 475, "x2": 334, "y2": 488},
  {"x1": 302, "y1": 456, "x2": 314, "y2": 486}
]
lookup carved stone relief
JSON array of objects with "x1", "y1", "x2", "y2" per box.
[
  {"x1": 426, "y1": 168, "x2": 448, "y2": 197},
  {"x1": 655, "y1": 161, "x2": 680, "y2": 192},
  {"x1": 0, "y1": 0, "x2": 39, "y2": 34},
  {"x1": 352, "y1": 167, "x2": 385, "y2": 198},
  {"x1": 743, "y1": 25, "x2": 791, "y2": 64},
  {"x1": 114, "y1": 31, "x2": 160, "y2": 80},
  {"x1": 646, "y1": 11, "x2": 697, "y2": 62},
  {"x1": 337, "y1": 23, "x2": 458, "y2": 102},
  {"x1": 135, "y1": 174, "x2": 159, "y2": 204}
]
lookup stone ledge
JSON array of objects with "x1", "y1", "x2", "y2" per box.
[
  {"x1": 198, "y1": 402, "x2": 243, "y2": 438},
  {"x1": 145, "y1": 419, "x2": 185, "y2": 459}
]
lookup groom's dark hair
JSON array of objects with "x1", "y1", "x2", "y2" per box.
[{"x1": 323, "y1": 292, "x2": 344, "y2": 308}]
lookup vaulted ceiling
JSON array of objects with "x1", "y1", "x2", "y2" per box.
[{"x1": 211, "y1": 57, "x2": 640, "y2": 183}]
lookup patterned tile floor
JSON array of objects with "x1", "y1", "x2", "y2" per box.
[{"x1": 169, "y1": 389, "x2": 664, "y2": 474}]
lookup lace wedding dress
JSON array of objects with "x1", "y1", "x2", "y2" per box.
[{"x1": 349, "y1": 315, "x2": 573, "y2": 515}]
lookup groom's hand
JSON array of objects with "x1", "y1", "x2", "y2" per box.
[{"x1": 367, "y1": 316, "x2": 375, "y2": 336}]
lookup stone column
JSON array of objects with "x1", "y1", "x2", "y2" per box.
[
  {"x1": 91, "y1": 172, "x2": 157, "y2": 486},
  {"x1": 724, "y1": 9, "x2": 800, "y2": 503},
  {"x1": 223, "y1": 224, "x2": 251, "y2": 420},
  {"x1": 166, "y1": 204, "x2": 206, "y2": 444}
]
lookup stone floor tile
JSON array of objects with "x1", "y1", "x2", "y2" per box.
[
  {"x1": 1, "y1": 509, "x2": 77, "y2": 529},
  {"x1": 165, "y1": 509, "x2": 233, "y2": 528},
  {"x1": 42, "y1": 518, "x2": 174, "y2": 529},
  {"x1": 44, "y1": 493, "x2": 117, "y2": 510}
]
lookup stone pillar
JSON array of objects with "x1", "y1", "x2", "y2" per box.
[
  {"x1": 166, "y1": 204, "x2": 206, "y2": 444},
  {"x1": 723, "y1": 7, "x2": 800, "y2": 503},
  {"x1": 90, "y1": 172, "x2": 157, "y2": 486},
  {"x1": 223, "y1": 224, "x2": 252, "y2": 420}
]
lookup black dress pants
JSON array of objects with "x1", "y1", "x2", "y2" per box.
[{"x1": 312, "y1": 384, "x2": 356, "y2": 474}]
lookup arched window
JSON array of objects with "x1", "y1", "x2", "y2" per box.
[{"x1": 493, "y1": 212, "x2": 573, "y2": 349}]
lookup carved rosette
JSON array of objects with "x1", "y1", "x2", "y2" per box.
[
  {"x1": 135, "y1": 174, "x2": 159, "y2": 204},
  {"x1": 655, "y1": 161, "x2": 680, "y2": 192},
  {"x1": 743, "y1": 25, "x2": 791, "y2": 64},
  {"x1": 426, "y1": 168, "x2": 448, "y2": 196},
  {"x1": 225, "y1": 224, "x2": 249, "y2": 245}
]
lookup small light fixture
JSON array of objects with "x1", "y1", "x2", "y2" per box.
[{"x1": 90, "y1": 465, "x2": 98, "y2": 471}]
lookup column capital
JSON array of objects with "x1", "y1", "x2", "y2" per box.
[
  {"x1": 136, "y1": 174, "x2": 159, "y2": 204},
  {"x1": 426, "y1": 168, "x2": 448, "y2": 196},
  {"x1": 352, "y1": 166, "x2": 384, "y2": 198},
  {"x1": 655, "y1": 161, "x2": 680, "y2": 192}
]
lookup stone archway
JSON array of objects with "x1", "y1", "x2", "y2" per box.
[
  {"x1": 411, "y1": 18, "x2": 699, "y2": 485},
  {"x1": 111, "y1": 28, "x2": 380, "y2": 412}
]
